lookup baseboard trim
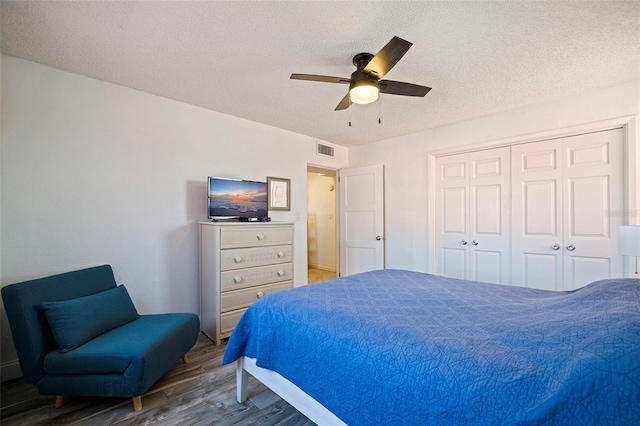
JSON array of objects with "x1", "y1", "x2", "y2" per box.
[
  {"x1": 308, "y1": 265, "x2": 336, "y2": 273},
  {"x1": 1, "y1": 359, "x2": 22, "y2": 383}
]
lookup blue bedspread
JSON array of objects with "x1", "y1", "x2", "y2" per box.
[{"x1": 223, "y1": 269, "x2": 640, "y2": 425}]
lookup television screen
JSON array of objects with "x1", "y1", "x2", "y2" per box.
[{"x1": 208, "y1": 177, "x2": 268, "y2": 220}]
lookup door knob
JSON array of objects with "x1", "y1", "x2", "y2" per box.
[
  {"x1": 551, "y1": 243, "x2": 560, "y2": 250},
  {"x1": 566, "y1": 244, "x2": 576, "y2": 251},
  {"x1": 461, "y1": 239, "x2": 468, "y2": 245},
  {"x1": 376, "y1": 236, "x2": 382, "y2": 240},
  {"x1": 472, "y1": 240, "x2": 479, "y2": 246}
]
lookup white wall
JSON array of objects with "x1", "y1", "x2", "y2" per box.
[
  {"x1": 0, "y1": 11, "x2": 12, "y2": 382},
  {"x1": 349, "y1": 79, "x2": 640, "y2": 273},
  {"x1": 307, "y1": 172, "x2": 336, "y2": 271},
  {"x1": 0, "y1": 56, "x2": 348, "y2": 380}
]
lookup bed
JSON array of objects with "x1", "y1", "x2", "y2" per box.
[{"x1": 222, "y1": 269, "x2": 640, "y2": 425}]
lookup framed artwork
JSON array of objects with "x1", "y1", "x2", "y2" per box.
[{"x1": 268, "y1": 176, "x2": 291, "y2": 211}]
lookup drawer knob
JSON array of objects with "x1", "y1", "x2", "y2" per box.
[
  {"x1": 256, "y1": 291, "x2": 264, "y2": 299},
  {"x1": 233, "y1": 256, "x2": 242, "y2": 263},
  {"x1": 277, "y1": 270, "x2": 285, "y2": 277},
  {"x1": 256, "y1": 234, "x2": 264, "y2": 241},
  {"x1": 277, "y1": 251, "x2": 284, "y2": 258},
  {"x1": 233, "y1": 276, "x2": 242, "y2": 284}
]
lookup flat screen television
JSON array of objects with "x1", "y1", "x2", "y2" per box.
[{"x1": 208, "y1": 177, "x2": 269, "y2": 221}]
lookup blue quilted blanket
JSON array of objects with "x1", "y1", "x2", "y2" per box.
[{"x1": 223, "y1": 269, "x2": 640, "y2": 425}]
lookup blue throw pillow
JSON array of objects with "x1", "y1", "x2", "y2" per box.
[{"x1": 41, "y1": 285, "x2": 139, "y2": 353}]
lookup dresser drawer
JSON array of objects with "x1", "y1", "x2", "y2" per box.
[
  {"x1": 221, "y1": 281, "x2": 292, "y2": 313},
  {"x1": 221, "y1": 263, "x2": 293, "y2": 292},
  {"x1": 220, "y1": 309, "x2": 246, "y2": 335},
  {"x1": 221, "y1": 244, "x2": 292, "y2": 271},
  {"x1": 221, "y1": 226, "x2": 293, "y2": 249}
]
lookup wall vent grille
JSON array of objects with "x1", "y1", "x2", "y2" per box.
[{"x1": 317, "y1": 143, "x2": 334, "y2": 157}]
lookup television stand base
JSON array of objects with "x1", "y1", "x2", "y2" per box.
[{"x1": 239, "y1": 217, "x2": 271, "y2": 222}]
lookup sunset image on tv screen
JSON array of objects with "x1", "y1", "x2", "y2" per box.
[{"x1": 208, "y1": 178, "x2": 268, "y2": 218}]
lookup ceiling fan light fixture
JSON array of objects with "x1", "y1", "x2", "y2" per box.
[{"x1": 349, "y1": 79, "x2": 379, "y2": 104}]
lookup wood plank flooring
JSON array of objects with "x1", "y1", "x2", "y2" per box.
[
  {"x1": 307, "y1": 268, "x2": 336, "y2": 284},
  {"x1": 0, "y1": 334, "x2": 315, "y2": 426}
]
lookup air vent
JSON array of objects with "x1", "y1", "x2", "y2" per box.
[{"x1": 317, "y1": 143, "x2": 334, "y2": 157}]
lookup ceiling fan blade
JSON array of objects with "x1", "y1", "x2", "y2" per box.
[
  {"x1": 362, "y1": 36, "x2": 412, "y2": 80},
  {"x1": 290, "y1": 74, "x2": 351, "y2": 84},
  {"x1": 379, "y1": 80, "x2": 432, "y2": 97},
  {"x1": 334, "y1": 93, "x2": 351, "y2": 111}
]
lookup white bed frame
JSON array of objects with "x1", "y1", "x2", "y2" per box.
[{"x1": 236, "y1": 356, "x2": 347, "y2": 425}]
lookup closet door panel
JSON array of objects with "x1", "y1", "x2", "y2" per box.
[
  {"x1": 521, "y1": 252, "x2": 561, "y2": 291},
  {"x1": 473, "y1": 250, "x2": 502, "y2": 284},
  {"x1": 435, "y1": 153, "x2": 470, "y2": 279},
  {"x1": 474, "y1": 185, "x2": 502, "y2": 234},
  {"x1": 443, "y1": 187, "x2": 467, "y2": 233},
  {"x1": 522, "y1": 180, "x2": 559, "y2": 236},
  {"x1": 562, "y1": 129, "x2": 623, "y2": 289},
  {"x1": 511, "y1": 141, "x2": 563, "y2": 288},
  {"x1": 568, "y1": 256, "x2": 611, "y2": 288},
  {"x1": 469, "y1": 147, "x2": 511, "y2": 284},
  {"x1": 442, "y1": 248, "x2": 467, "y2": 279},
  {"x1": 568, "y1": 176, "x2": 609, "y2": 237}
]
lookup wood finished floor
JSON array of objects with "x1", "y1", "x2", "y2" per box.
[
  {"x1": 0, "y1": 334, "x2": 315, "y2": 426},
  {"x1": 307, "y1": 267, "x2": 336, "y2": 284}
]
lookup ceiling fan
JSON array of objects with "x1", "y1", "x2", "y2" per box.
[{"x1": 290, "y1": 36, "x2": 431, "y2": 111}]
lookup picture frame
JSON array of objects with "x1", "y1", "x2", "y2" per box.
[{"x1": 267, "y1": 176, "x2": 291, "y2": 211}]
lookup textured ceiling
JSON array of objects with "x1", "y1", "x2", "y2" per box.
[{"x1": 2, "y1": 1, "x2": 639, "y2": 147}]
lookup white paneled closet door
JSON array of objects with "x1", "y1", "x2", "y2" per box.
[
  {"x1": 435, "y1": 147, "x2": 511, "y2": 284},
  {"x1": 511, "y1": 128, "x2": 624, "y2": 290}
]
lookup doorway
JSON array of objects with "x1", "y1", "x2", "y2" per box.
[{"x1": 307, "y1": 166, "x2": 338, "y2": 284}]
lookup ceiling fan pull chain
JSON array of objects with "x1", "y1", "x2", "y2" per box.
[
  {"x1": 378, "y1": 98, "x2": 382, "y2": 124},
  {"x1": 349, "y1": 106, "x2": 352, "y2": 127}
]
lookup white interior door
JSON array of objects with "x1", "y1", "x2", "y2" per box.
[
  {"x1": 435, "y1": 147, "x2": 511, "y2": 284},
  {"x1": 562, "y1": 129, "x2": 624, "y2": 288},
  {"x1": 511, "y1": 140, "x2": 564, "y2": 290},
  {"x1": 339, "y1": 165, "x2": 384, "y2": 277},
  {"x1": 435, "y1": 153, "x2": 469, "y2": 279},
  {"x1": 469, "y1": 147, "x2": 511, "y2": 284},
  {"x1": 512, "y1": 128, "x2": 624, "y2": 290}
]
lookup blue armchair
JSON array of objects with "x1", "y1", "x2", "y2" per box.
[{"x1": 1, "y1": 265, "x2": 200, "y2": 411}]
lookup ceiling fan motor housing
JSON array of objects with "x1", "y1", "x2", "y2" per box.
[
  {"x1": 350, "y1": 52, "x2": 380, "y2": 93},
  {"x1": 353, "y1": 52, "x2": 375, "y2": 69}
]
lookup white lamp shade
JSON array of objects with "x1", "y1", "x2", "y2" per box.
[
  {"x1": 349, "y1": 85, "x2": 379, "y2": 104},
  {"x1": 619, "y1": 225, "x2": 640, "y2": 256}
]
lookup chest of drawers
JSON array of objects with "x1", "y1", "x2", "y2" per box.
[{"x1": 200, "y1": 222, "x2": 294, "y2": 344}]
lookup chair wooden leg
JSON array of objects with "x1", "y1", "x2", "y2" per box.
[
  {"x1": 132, "y1": 396, "x2": 142, "y2": 411},
  {"x1": 54, "y1": 395, "x2": 64, "y2": 409},
  {"x1": 182, "y1": 354, "x2": 189, "y2": 364}
]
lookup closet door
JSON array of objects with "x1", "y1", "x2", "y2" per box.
[
  {"x1": 511, "y1": 140, "x2": 564, "y2": 290},
  {"x1": 435, "y1": 147, "x2": 511, "y2": 284},
  {"x1": 511, "y1": 129, "x2": 624, "y2": 290},
  {"x1": 562, "y1": 129, "x2": 623, "y2": 288},
  {"x1": 469, "y1": 148, "x2": 511, "y2": 284},
  {"x1": 435, "y1": 153, "x2": 469, "y2": 280}
]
